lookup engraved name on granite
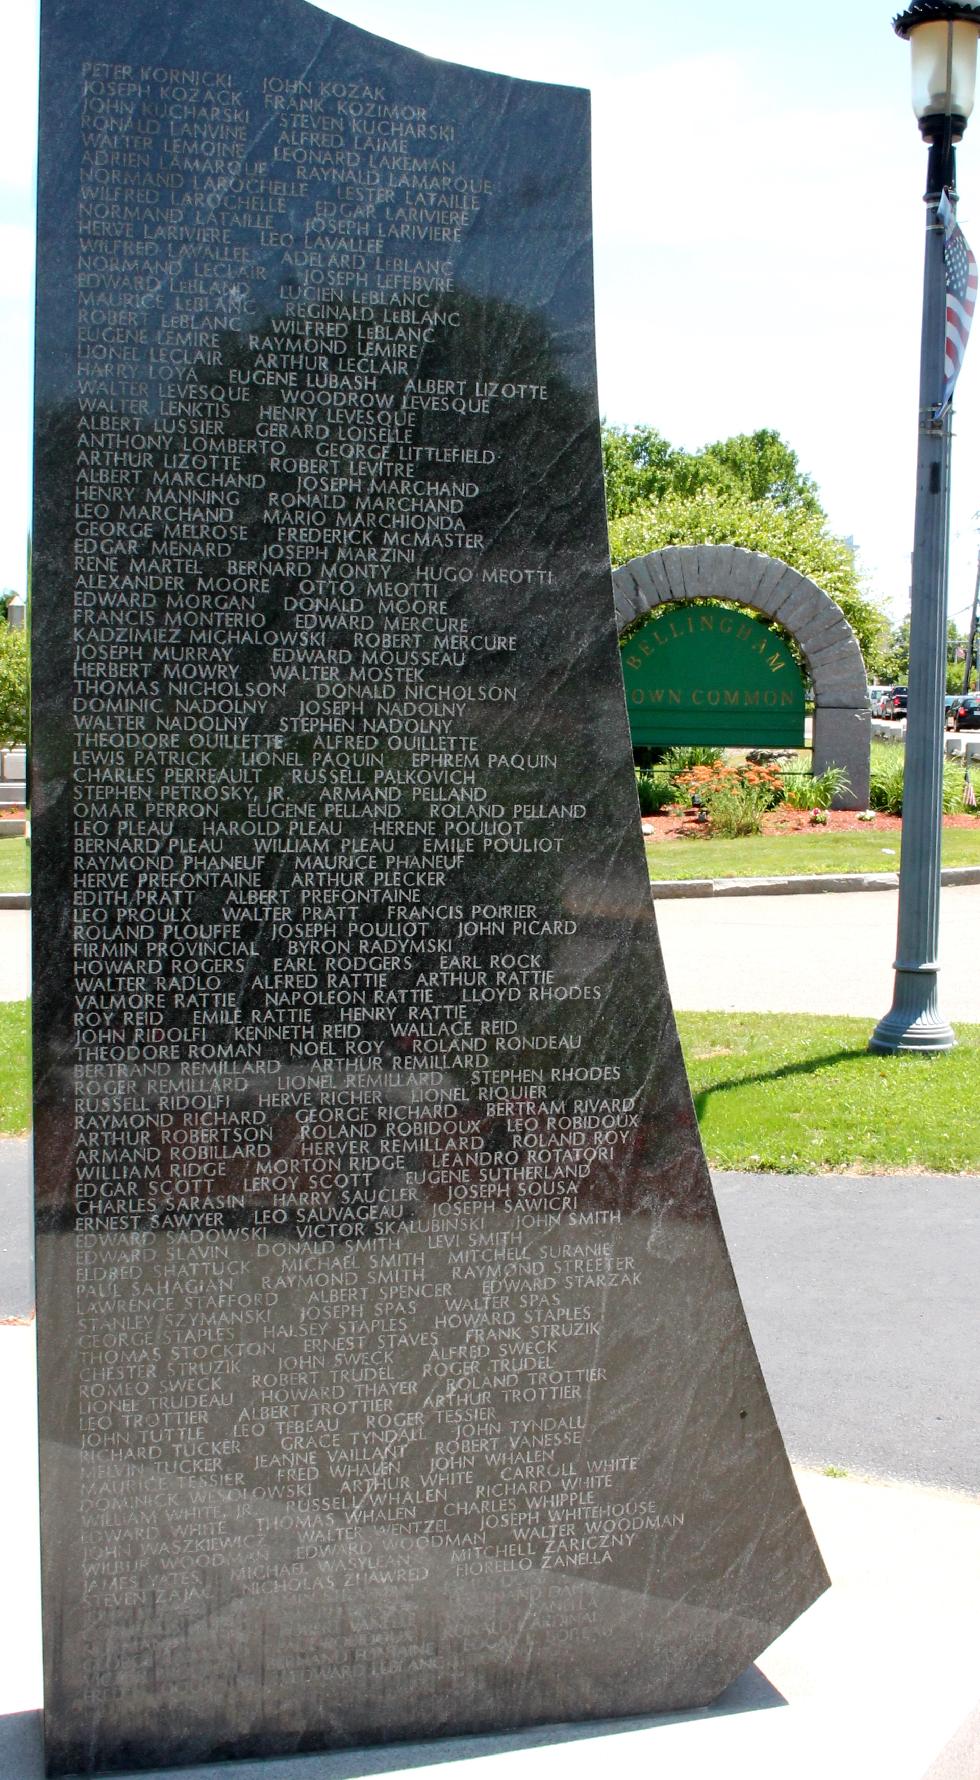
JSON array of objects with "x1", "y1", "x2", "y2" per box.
[{"x1": 32, "y1": 1, "x2": 828, "y2": 1771}]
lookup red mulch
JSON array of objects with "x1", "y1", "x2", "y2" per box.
[{"x1": 641, "y1": 806, "x2": 979, "y2": 841}]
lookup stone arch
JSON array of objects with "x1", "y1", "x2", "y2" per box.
[{"x1": 612, "y1": 544, "x2": 870, "y2": 809}]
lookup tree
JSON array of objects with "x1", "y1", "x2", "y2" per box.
[
  {"x1": 607, "y1": 483, "x2": 890, "y2": 670},
  {"x1": 603, "y1": 424, "x2": 824, "y2": 519},
  {"x1": 694, "y1": 429, "x2": 822, "y2": 513},
  {"x1": 878, "y1": 616, "x2": 910, "y2": 684},
  {"x1": 602, "y1": 425, "x2": 678, "y2": 519},
  {"x1": 877, "y1": 617, "x2": 976, "y2": 691},
  {"x1": 0, "y1": 627, "x2": 28, "y2": 747}
]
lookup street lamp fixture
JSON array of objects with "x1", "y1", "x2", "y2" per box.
[
  {"x1": 897, "y1": 3, "x2": 980, "y2": 135},
  {"x1": 870, "y1": 2, "x2": 980, "y2": 1054}
]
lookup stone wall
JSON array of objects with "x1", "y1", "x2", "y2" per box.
[{"x1": 612, "y1": 544, "x2": 871, "y2": 810}]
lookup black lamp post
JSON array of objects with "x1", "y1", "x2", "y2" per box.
[{"x1": 871, "y1": 1, "x2": 980, "y2": 1053}]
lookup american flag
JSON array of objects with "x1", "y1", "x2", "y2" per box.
[{"x1": 937, "y1": 189, "x2": 978, "y2": 417}]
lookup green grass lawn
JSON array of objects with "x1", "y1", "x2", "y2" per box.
[
  {"x1": 0, "y1": 1000, "x2": 972, "y2": 1171},
  {"x1": 677, "y1": 1011, "x2": 980, "y2": 1174},
  {"x1": 647, "y1": 825, "x2": 980, "y2": 881},
  {"x1": 0, "y1": 1001, "x2": 30, "y2": 1135},
  {"x1": 0, "y1": 838, "x2": 29, "y2": 894}
]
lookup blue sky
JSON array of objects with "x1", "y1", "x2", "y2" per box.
[{"x1": 4, "y1": 0, "x2": 980, "y2": 629}]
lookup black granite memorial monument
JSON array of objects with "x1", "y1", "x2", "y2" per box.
[{"x1": 32, "y1": 0, "x2": 828, "y2": 1771}]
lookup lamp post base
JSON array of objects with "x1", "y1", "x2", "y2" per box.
[{"x1": 869, "y1": 969, "x2": 956, "y2": 1053}]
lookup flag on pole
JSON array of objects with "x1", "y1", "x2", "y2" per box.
[
  {"x1": 935, "y1": 189, "x2": 978, "y2": 419},
  {"x1": 965, "y1": 772, "x2": 977, "y2": 810}
]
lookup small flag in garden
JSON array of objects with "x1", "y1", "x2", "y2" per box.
[
  {"x1": 936, "y1": 189, "x2": 978, "y2": 418},
  {"x1": 965, "y1": 772, "x2": 977, "y2": 809}
]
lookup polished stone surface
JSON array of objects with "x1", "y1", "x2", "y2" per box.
[{"x1": 32, "y1": 0, "x2": 827, "y2": 1771}]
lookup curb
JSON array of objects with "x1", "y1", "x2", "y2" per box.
[
  {"x1": 4, "y1": 867, "x2": 980, "y2": 912},
  {"x1": 650, "y1": 865, "x2": 980, "y2": 900}
]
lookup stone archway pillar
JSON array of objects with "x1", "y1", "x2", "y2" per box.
[{"x1": 612, "y1": 544, "x2": 871, "y2": 810}]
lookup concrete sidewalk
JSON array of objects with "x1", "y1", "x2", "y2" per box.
[
  {"x1": 0, "y1": 910, "x2": 27, "y2": 1002},
  {"x1": 655, "y1": 882, "x2": 980, "y2": 1019}
]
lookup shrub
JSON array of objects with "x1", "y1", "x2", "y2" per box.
[
  {"x1": 0, "y1": 628, "x2": 27, "y2": 748},
  {"x1": 671, "y1": 759, "x2": 784, "y2": 836},
  {"x1": 661, "y1": 745, "x2": 723, "y2": 778},
  {"x1": 868, "y1": 754, "x2": 905, "y2": 815},
  {"x1": 783, "y1": 778, "x2": 816, "y2": 810},
  {"x1": 676, "y1": 760, "x2": 785, "y2": 810},
  {"x1": 869, "y1": 748, "x2": 975, "y2": 815},
  {"x1": 783, "y1": 766, "x2": 851, "y2": 811},
  {"x1": 635, "y1": 771, "x2": 681, "y2": 815},
  {"x1": 706, "y1": 782, "x2": 773, "y2": 837}
]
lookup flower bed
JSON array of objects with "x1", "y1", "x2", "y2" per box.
[{"x1": 640, "y1": 806, "x2": 978, "y2": 841}]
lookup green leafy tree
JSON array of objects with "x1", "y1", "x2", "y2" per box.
[
  {"x1": 695, "y1": 429, "x2": 822, "y2": 513},
  {"x1": 603, "y1": 424, "x2": 824, "y2": 519},
  {"x1": 608, "y1": 485, "x2": 890, "y2": 670},
  {"x1": 0, "y1": 627, "x2": 28, "y2": 747},
  {"x1": 877, "y1": 617, "x2": 976, "y2": 692},
  {"x1": 944, "y1": 618, "x2": 976, "y2": 692},
  {"x1": 878, "y1": 616, "x2": 910, "y2": 684},
  {"x1": 602, "y1": 425, "x2": 679, "y2": 519},
  {"x1": 603, "y1": 423, "x2": 893, "y2": 669}
]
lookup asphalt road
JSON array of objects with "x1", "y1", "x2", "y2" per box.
[
  {"x1": 714, "y1": 1172, "x2": 980, "y2": 1495},
  {"x1": 3, "y1": 1139, "x2": 977, "y2": 1492}
]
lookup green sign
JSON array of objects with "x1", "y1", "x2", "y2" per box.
[{"x1": 620, "y1": 606, "x2": 806, "y2": 747}]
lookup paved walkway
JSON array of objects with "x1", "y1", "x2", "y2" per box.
[
  {"x1": 655, "y1": 883, "x2": 980, "y2": 1020},
  {"x1": 716, "y1": 1172, "x2": 980, "y2": 1495},
  {"x1": 0, "y1": 1139, "x2": 30, "y2": 1322},
  {"x1": 0, "y1": 911, "x2": 27, "y2": 1002}
]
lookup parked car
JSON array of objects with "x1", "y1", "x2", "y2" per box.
[
  {"x1": 950, "y1": 693, "x2": 980, "y2": 731},
  {"x1": 868, "y1": 685, "x2": 890, "y2": 717},
  {"x1": 946, "y1": 694, "x2": 963, "y2": 729},
  {"x1": 879, "y1": 686, "x2": 908, "y2": 719}
]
